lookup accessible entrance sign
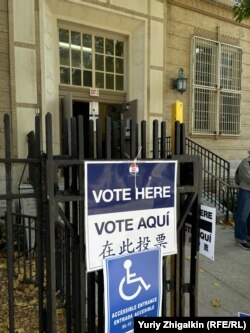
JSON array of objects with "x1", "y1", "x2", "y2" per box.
[
  {"x1": 103, "y1": 248, "x2": 162, "y2": 333},
  {"x1": 84, "y1": 160, "x2": 177, "y2": 272}
]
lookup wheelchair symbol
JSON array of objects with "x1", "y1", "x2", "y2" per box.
[{"x1": 119, "y1": 259, "x2": 151, "y2": 301}]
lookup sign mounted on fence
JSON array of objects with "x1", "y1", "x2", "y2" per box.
[
  {"x1": 185, "y1": 204, "x2": 216, "y2": 260},
  {"x1": 103, "y1": 248, "x2": 162, "y2": 333},
  {"x1": 84, "y1": 160, "x2": 177, "y2": 272}
]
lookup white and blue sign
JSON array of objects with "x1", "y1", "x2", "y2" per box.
[
  {"x1": 185, "y1": 204, "x2": 216, "y2": 260},
  {"x1": 84, "y1": 160, "x2": 177, "y2": 272},
  {"x1": 238, "y1": 312, "x2": 250, "y2": 317},
  {"x1": 103, "y1": 248, "x2": 162, "y2": 333}
]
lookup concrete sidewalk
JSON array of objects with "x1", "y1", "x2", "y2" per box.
[{"x1": 196, "y1": 222, "x2": 250, "y2": 317}]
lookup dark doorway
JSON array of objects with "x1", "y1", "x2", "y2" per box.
[{"x1": 73, "y1": 101, "x2": 90, "y2": 157}]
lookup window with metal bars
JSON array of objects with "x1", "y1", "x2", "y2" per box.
[
  {"x1": 191, "y1": 36, "x2": 242, "y2": 135},
  {"x1": 58, "y1": 28, "x2": 125, "y2": 91}
]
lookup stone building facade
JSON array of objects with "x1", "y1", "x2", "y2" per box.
[
  {"x1": 0, "y1": 0, "x2": 250, "y2": 187},
  {"x1": 165, "y1": 0, "x2": 250, "y2": 170}
]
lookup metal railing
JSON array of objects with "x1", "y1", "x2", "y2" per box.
[
  {"x1": 1, "y1": 115, "x2": 202, "y2": 333},
  {"x1": 164, "y1": 136, "x2": 238, "y2": 221}
]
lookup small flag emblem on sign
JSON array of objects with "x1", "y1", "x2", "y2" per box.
[{"x1": 129, "y1": 163, "x2": 139, "y2": 175}]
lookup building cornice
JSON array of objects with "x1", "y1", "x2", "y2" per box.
[{"x1": 167, "y1": 0, "x2": 250, "y2": 29}]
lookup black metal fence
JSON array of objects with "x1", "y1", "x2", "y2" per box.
[
  {"x1": 164, "y1": 136, "x2": 237, "y2": 221},
  {"x1": 185, "y1": 138, "x2": 233, "y2": 220},
  {"x1": 0, "y1": 114, "x2": 201, "y2": 333}
]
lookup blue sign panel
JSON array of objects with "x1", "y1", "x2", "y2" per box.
[
  {"x1": 84, "y1": 160, "x2": 177, "y2": 271},
  {"x1": 103, "y1": 248, "x2": 162, "y2": 333},
  {"x1": 87, "y1": 162, "x2": 176, "y2": 215},
  {"x1": 238, "y1": 312, "x2": 250, "y2": 317}
]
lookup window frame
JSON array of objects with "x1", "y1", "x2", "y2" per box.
[
  {"x1": 58, "y1": 25, "x2": 127, "y2": 92},
  {"x1": 191, "y1": 36, "x2": 242, "y2": 136}
]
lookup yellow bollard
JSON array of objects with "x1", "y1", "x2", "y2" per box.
[{"x1": 171, "y1": 100, "x2": 183, "y2": 156}]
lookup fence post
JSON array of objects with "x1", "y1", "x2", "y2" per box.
[
  {"x1": 141, "y1": 121, "x2": 147, "y2": 159},
  {"x1": 160, "y1": 121, "x2": 167, "y2": 159},
  {"x1": 45, "y1": 113, "x2": 57, "y2": 333},
  {"x1": 34, "y1": 115, "x2": 46, "y2": 333},
  {"x1": 170, "y1": 102, "x2": 183, "y2": 316},
  {"x1": 4, "y1": 114, "x2": 15, "y2": 333},
  {"x1": 153, "y1": 120, "x2": 159, "y2": 159}
]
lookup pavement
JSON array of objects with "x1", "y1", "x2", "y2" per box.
[{"x1": 195, "y1": 221, "x2": 250, "y2": 317}]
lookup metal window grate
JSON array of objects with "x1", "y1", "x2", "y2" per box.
[
  {"x1": 220, "y1": 44, "x2": 242, "y2": 91},
  {"x1": 194, "y1": 38, "x2": 218, "y2": 88},
  {"x1": 219, "y1": 92, "x2": 240, "y2": 135},
  {"x1": 191, "y1": 36, "x2": 242, "y2": 136},
  {"x1": 193, "y1": 88, "x2": 217, "y2": 134}
]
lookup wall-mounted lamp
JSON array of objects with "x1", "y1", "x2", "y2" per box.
[{"x1": 173, "y1": 68, "x2": 187, "y2": 94}]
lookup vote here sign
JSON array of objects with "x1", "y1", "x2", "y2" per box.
[{"x1": 84, "y1": 160, "x2": 177, "y2": 272}]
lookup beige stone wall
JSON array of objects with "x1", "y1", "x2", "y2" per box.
[
  {"x1": 1, "y1": 0, "x2": 165, "y2": 158},
  {"x1": 13, "y1": 0, "x2": 39, "y2": 159},
  {"x1": 0, "y1": 0, "x2": 20, "y2": 200},
  {"x1": 41, "y1": 0, "x2": 165, "y2": 154},
  {"x1": 165, "y1": 0, "x2": 250, "y2": 168},
  {"x1": 0, "y1": 0, "x2": 39, "y2": 198},
  {"x1": 0, "y1": 0, "x2": 12, "y2": 157},
  {"x1": 2, "y1": 0, "x2": 250, "y2": 169}
]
